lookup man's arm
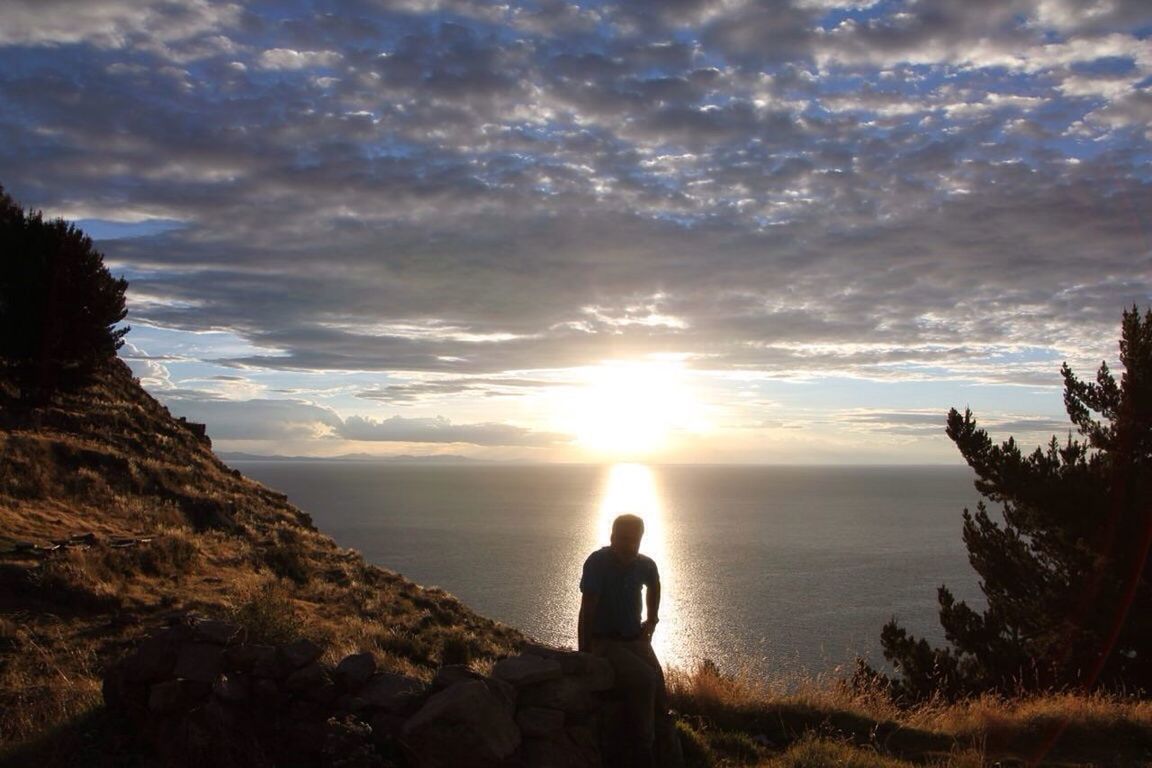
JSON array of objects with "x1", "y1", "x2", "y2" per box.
[
  {"x1": 642, "y1": 579, "x2": 661, "y2": 640},
  {"x1": 578, "y1": 591, "x2": 599, "y2": 653}
]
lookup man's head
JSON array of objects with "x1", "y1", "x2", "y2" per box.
[{"x1": 609, "y1": 514, "x2": 645, "y2": 563}]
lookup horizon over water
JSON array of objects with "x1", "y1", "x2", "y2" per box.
[{"x1": 234, "y1": 461, "x2": 984, "y2": 682}]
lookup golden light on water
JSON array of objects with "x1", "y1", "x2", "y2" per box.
[{"x1": 592, "y1": 463, "x2": 685, "y2": 669}]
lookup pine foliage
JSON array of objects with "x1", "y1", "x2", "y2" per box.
[
  {"x1": 0, "y1": 186, "x2": 129, "y2": 394},
  {"x1": 875, "y1": 307, "x2": 1152, "y2": 700}
]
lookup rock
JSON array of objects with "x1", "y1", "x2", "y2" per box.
[
  {"x1": 148, "y1": 679, "x2": 186, "y2": 714},
  {"x1": 173, "y1": 643, "x2": 224, "y2": 684},
  {"x1": 122, "y1": 634, "x2": 177, "y2": 683},
  {"x1": 517, "y1": 707, "x2": 566, "y2": 739},
  {"x1": 566, "y1": 724, "x2": 599, "y2": 764},
  {"x1": 252, "y1": 677, "x2": 280, "y2": 704},
  {"x1": 226, "y1": 643, "x2": 277, "y2": 673},
  {"x1": 431, "y1": 663, "x2": 484, "y2": 690},
  {"x1": 557, "y1": 653, "x2": 614, "y2": 691},
  {"x1": 492, "y1": 655, "x2": 563, "y2": 687},
  {"x1": 281, "y1": 638, "x2": 324, "y2": 669},
  {"x1": 485, "y1": 676, "x2": 517, "y2": 710},
  {"x1": 191, "y1": 618, "x2": 245, "y2": 646},
  {"x1": 356, "y1": 672, "x2": 425, "y2": 714},
  {"x1": 335, "y1": 652, "x2": 376, "y2": 690},
  {"x1": 286, "y1": 662, "x2": 337, "y2": 704},
  {"x1": 212, "y1": 673, "x2": 249, "y2": 702},
  {"x1": 402, "y1": 680, "x2": 520, "y2": 767},
  {"x1": 519, "y1": 676, "x2": 598, "y2": 715}
]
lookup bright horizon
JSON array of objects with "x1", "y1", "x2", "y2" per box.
[{"x1": 2, "y1": 0, "x2": 1149, "y2": 463}]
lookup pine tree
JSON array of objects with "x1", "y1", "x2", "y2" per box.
[
  {"x1": 876, "y1": 307, "x2": 1152, "y2": 700},
  {"x1": 0, "y1": 185, "x2": 129, "y2": 397}
]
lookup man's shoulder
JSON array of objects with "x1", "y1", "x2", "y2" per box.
[{"x1": 584, "y1": 546, "x2": 613, "y2": 567}]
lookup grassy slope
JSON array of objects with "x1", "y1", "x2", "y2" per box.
[
  {"x1": 2, "y1": 359, "x2": 1151, "y2": 767},
  {"x1": 0, "y1": 359, "x2": 523, "y2": 764}
]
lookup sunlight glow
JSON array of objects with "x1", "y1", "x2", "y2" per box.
[{"x1": 565, "y1": 359, "x2": 709, "y2": 457}]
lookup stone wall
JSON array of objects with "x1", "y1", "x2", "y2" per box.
[{"x1": 103, "y1": 614, "x2": 668, "y2": 768}]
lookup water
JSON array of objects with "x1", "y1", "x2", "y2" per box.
[{"x1": 232, "y1": 461, "x2": 984, "y2": 681}]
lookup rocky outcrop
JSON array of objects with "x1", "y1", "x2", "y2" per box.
[{"x1": 103, "y1": 615, "x2": 681, "y2": 768}]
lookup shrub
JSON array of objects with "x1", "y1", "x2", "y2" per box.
[{"x1": 228, "y1": 584, "x2": 303, "y2": 645}]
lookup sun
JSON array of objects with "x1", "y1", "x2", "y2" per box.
[{"x1": 563, "y1": 359, "x2": 707, "y2": 457}]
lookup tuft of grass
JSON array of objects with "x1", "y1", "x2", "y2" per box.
[
  {"x1": 763, "y1": 734, "x2": 917, "y2": 768},
  {"x1": 226, "y1": 580, "x2": 304, "y2": 645},
  {"x1": 676, "y1": 720, "x2": 715, "y2": 768},
  {"x1": 0, "y1": 616, "x2": 104, "y2": 750},
  {"x1": 262, "y1": 525, "x2": 313, "y2": 584}
]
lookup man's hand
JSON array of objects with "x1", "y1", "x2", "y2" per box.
[{"x1": 641, "y1": 617, "x2": 659, "y2": 641}]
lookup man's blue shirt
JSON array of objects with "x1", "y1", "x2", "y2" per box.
[{"x1": 580, "y1": 546, "x2": 659, "y2": 637}]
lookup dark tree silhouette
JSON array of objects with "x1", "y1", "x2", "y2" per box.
[
  {"x1": 875, "y1": 307, "x2": 1152, "y2": 701},
  {"x1": 0, "y1": 185, "x2": 129, "y2": 397}
]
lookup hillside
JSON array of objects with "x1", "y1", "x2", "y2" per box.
[{"x1": 0, "y1": 358, "x2": 523, "y2": 763}]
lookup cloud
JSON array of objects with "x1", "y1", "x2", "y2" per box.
[
  {"x1": 164, "y1": 396, "x2": 344, "y2": 440},
  {"x1": 158, "y1": 392, "x2": 562, "y2": 447},
  {"x1": 0, "y1": 0, "x2": 1149, "y2": 415},
  {"x1": 0, "y1": 0, "x2": 242, "y2": 51},
  {"x1": 339, "y1": 415, "x2": 565, "y2": 446},
  {"x1": 356, "y1": 377, "x2": 564, "y2": 403},
  {"x1": 257, "y1": 48, "x2": 342, "y2": 70}
]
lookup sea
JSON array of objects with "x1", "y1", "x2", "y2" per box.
[{"x1": 231, "y1": 461, "x2": 984, "y2": 683}]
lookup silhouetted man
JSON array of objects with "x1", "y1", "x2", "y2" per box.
[{"x1": 578, "y1": 513, "x2": 667, "y2": 767}]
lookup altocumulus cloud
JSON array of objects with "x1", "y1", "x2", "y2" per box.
[{"x1": 0, "y1": 0, "x2": 1149, "y2": 402}]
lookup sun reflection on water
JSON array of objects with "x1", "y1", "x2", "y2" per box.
[{"x1": 592, "y1": 463, "x2": 685, "y2": 670}]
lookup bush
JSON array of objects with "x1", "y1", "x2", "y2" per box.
[{"x1": 229, "y1": 584, "x2": 303, "y2": 645}]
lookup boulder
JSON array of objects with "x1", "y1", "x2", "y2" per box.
[
  {"x1": 226, "y1": 643, "x2": 277, "y2": 674},
  {"x1": 148, "y1": 679, "x2": 186, "y2": 715},
  {"x1": 485, "y1": 675, "x2": 517, "y2": 710},
  {"x1": 518, "y1": 676, "x2": 598, "y2": 715},
  {"x1": 191, "y1": 618, "x2": 245, "y2": 646},
  {"x1": 285, "y1": 662, "x2": 337, "y2": 705},
  {"x1": 516, "y1": 706, "x2": 566, "y2": 739},
  {"x1": 280, "y1": 638, "x2": 324, "y2": 669},
  {"x1": 355, "y1": 672, "x2": 425, "y2": 714},
  {"x1": 335, "y1": 652, "x2": 377, "y2": 690},
  {"x1": 492, "y1": 655, "x2": 563, "y2": 687},
  {"x1": 122, "y1": 634, "x2": 177, "y2": 684},
  {"x1": 212, "y1": 673, "x2": 249, "y2": 703},
  {"x1": 431, "y1": 663, "x2": 484, "y2": 690},
  {"x1": 173, "y1": 643, "x2": 224, "y2": 683},
  {"x1": 402, "y1": 680, "x2": 520, "y2": 767}
]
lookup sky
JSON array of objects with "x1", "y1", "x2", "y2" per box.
[{"x1": 1, "y1": 0, "x2": 1150, "y2": 463}]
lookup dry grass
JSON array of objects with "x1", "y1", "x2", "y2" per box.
[
  {"x1": 667, "y1": 658, "x2": 1152, "y2": 767},
  {"x1": 0, "y1": 360, "x2": 525, "y2": 762}
]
